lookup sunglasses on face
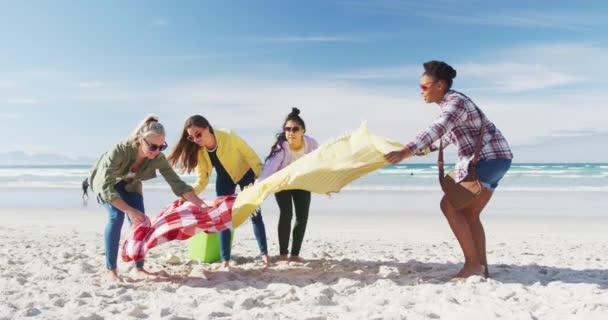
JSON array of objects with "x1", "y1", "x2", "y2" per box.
[
  {"x1": 187, "y1": 131, "x2": 203, "y2": 141},
  {"x1": 143, "y1": 137, "x2": 168, "y2": 152},
  {"x1": 284, "y1": 126, "x2": 301, "y2": 133},
  {"x1": 420, "y1": 83, "x2": 433, "y2": 91}
]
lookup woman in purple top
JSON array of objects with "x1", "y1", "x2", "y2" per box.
[
  {"x1": 258, "y1": 108, "x2": 319, "y2": 263},
  {"x1": 385, "y1": 61, "x2": 513, "y2": 279}
]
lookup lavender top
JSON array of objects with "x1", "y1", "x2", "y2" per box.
[{"x1": 257, "y1": 135, "x2": 319, "y2": 181}]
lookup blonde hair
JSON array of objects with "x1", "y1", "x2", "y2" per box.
[{"x1": 128, "y1": 114, "x2": 165, "y2": 147}]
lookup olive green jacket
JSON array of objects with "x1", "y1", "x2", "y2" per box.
[{"x1": 89, "y1": 142, "x2": 193, "y2": 203}]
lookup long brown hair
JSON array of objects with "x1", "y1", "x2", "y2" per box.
[{"x1": 167, "y1": 115, "x2": 214, "y2": 173}]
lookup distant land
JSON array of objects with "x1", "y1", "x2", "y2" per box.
[{"x1": 0, "y1": 151, "x2": 96, "y2": 165}]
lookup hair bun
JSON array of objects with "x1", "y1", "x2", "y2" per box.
[
  {"x1": 144, "y1": 114, "x2": 160, "y2": 124},
  {"x1": 437, "y1": 63, "x2": 456, "y2": 80},
  {"x1": 445, "y1": 65, "x2": 457, "y2": 80},
  {"x1": 290, "y1": 107, "x2": 300, "y2": 116}
]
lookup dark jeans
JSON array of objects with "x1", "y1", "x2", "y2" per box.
[
  {"x1": 103, "y1": 181, "x2": 145, "y2": 270},
  {"x1": 274, "y1": 189, "x2": 311, "y2": 256},
  {"x1": 216, "y1": 169, "x2": 268, "y2": 261}
]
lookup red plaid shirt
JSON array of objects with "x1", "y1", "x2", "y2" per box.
[{"x1": 406, "y1": 90, "x2": 513, "y2": 181}]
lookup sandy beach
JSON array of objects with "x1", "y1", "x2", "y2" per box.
[{"x1": 1, "y1": 189, "x2": 607, "y2": 319}]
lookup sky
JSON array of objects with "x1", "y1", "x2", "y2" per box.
[{"x1": 1, "y1": 0, "x2": 607, "y2": 163}]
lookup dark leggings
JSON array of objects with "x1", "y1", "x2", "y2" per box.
[
  {"x1": 274, "y1": 189, "x2": 311, "y2": 256},
  {"x1": 216, "y1": 169, "x2": 267, "y2": 261}
]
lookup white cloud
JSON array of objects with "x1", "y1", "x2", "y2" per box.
[
  {"x1": 326, "y1": 66, "x2": 420, "y2": 80},
  {"x1": 0, "y1": 113, "x2": 21, "y2": 119},
  {"x1": 250, "y1": 35, "x2": 369, "y2": 44},
  {"x1": 77, "y1": 81, "x2": 108, "y2": 88},
  {"x1": 323, "y1": 62, "x2": 583, "y2": 93},
  {"x1": 0, "y1": 80, "x2": 15, "y2": 88},
  {"x1": 3, "y1": 98, "x2": 41, "y2": 104},
  {"x1": 5, "y1": 42, "x2": 607, "y2": 161},
  {"x1": 145, "y1": 54, "x2": 225, "y2": 62},
  {"x1": 341, "y1": 0, "x2": 602, "y2": 30},
  {"x1": 458, "y1": 62, "x2": 584, "y2": 93},
  {"x1": 492, "y1": 43, "x2": 608, "y2": 77}
]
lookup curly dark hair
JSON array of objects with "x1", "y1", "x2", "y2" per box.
[{"x1": 423, "y1": 60, "x2": 457, "y2": 89}]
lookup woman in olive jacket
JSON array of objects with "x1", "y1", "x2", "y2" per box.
[{"x1": 90, "y1": 115, "x2": 205, "y2": 283}]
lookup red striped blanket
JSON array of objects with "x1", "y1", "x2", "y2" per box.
[{"x1": 121, "y1": 196, "x2": 235, "y2": 262}]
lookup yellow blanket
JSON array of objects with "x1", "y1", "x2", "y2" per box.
[{"x1": 232, "y1": 123, "x2": 408, "y2": 227}]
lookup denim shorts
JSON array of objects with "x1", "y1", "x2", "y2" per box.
[{"x1": 475, "y1": 159, "x2": 512, "y2": 191}]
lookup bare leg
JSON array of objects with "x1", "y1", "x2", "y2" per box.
[
  {"x1": 463, "y1": 189, "x2": 494, "y2": 278},
  {"x1": 440, "y1": 196, "x2": 484, "y2": 278},
  {"x1": 261, "y1": 253, "x2": 271, "y2": 267}
]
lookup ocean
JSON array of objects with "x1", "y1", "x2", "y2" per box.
[
  {"x1": 1, "y1": 163, "x2": 606, "y2": 192},
  {"x1": 1, "y1": 163, "x2": 606, "y2": 214}
]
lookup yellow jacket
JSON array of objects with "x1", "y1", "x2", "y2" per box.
[{"x1": 193, "y1": 129, "x2": 263, "y2": 194}]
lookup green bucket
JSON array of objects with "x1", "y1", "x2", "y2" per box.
[{"x1": 188, "y1": 230, "x2": 234, "y2": 263}]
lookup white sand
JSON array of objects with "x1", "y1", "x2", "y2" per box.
[{"x1": 1, "y1": 191, "x2": 608, "y2": 319}]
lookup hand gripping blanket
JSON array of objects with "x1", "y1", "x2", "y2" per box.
[
  {"x1": 121, "y1": 124, "x2": 407, "y2": 261},
  {"x1": 231, "y1": 123, "x2": 407, "y2": 227},
  {"x1": 121, "y1": 196, "x2": 235, "y2": 262}
]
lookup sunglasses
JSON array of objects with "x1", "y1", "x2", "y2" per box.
[
  {"x1": 420, "y1": 81, "x2": 436, "y2": 91},
  {"x1": 143, "y1": 137, "x2": 168, "y2": 152},
  {"x1": 284, "y1": 126, "x2": 301, "y2": 133},
  {"x1": 187, "y1": 131, "x2": 203, "y2": 141}
]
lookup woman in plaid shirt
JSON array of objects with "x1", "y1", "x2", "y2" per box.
[{"x1": 385, "y1": 61, "x2": 513, "y2": 279}]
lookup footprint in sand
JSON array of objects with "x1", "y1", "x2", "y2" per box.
[
  {"x1": 77, "y1": 313, "x2": 104, "y2": 320},
  {"x1": 79, "y1": 262, "x2": 96, "y2": 274},
  {"x1": 21, "y1": 308, "x2": 41, "y2": 317},
  {"x1": 308, "y1": 288, "x2": 337, "y2": 306},
  {"x1": 128, "y1": 307, "x2": 148, "y2": 319},
  {"x1": 235, "y1": 297, "x2": 265, "y2": 310},
  {"x1": 52, "y1": 298, "x2": 66, "y2": 308}
]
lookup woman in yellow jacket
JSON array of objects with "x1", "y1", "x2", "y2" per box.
[{"x1": 168, "y1": 115, "x2": 269, "y2": 268}]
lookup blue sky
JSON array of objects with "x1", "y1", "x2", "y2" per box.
[{"x1": 1, "y1": 0, "x2": 607, "y2": 163}]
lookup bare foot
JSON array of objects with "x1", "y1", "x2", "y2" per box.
[
  {"x1": 453, "y1": 263, "x2": 485, "y2": 279},
  {"x1": 261, "y1": 254, "x2": 271, "y2": 267},
  {"x1": 289, "y1": 256, "x2": 304, "y2": 263},
  {"x1": 219, "y1": 260, "x2": 232, "y2": 271},
  {"x1": 106, "y1": 269, "x2": 122, "y2": 283}
]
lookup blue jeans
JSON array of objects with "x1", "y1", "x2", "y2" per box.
[
  {"x1": 103, "y1": 181, "x2": 145, "y2": 270},
  {"x1": 216, "y1": 169, "x2": 268, "y2": 261},
  {"x1": 475, "y1": 159, "x2": 512, "y2": 191}
]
